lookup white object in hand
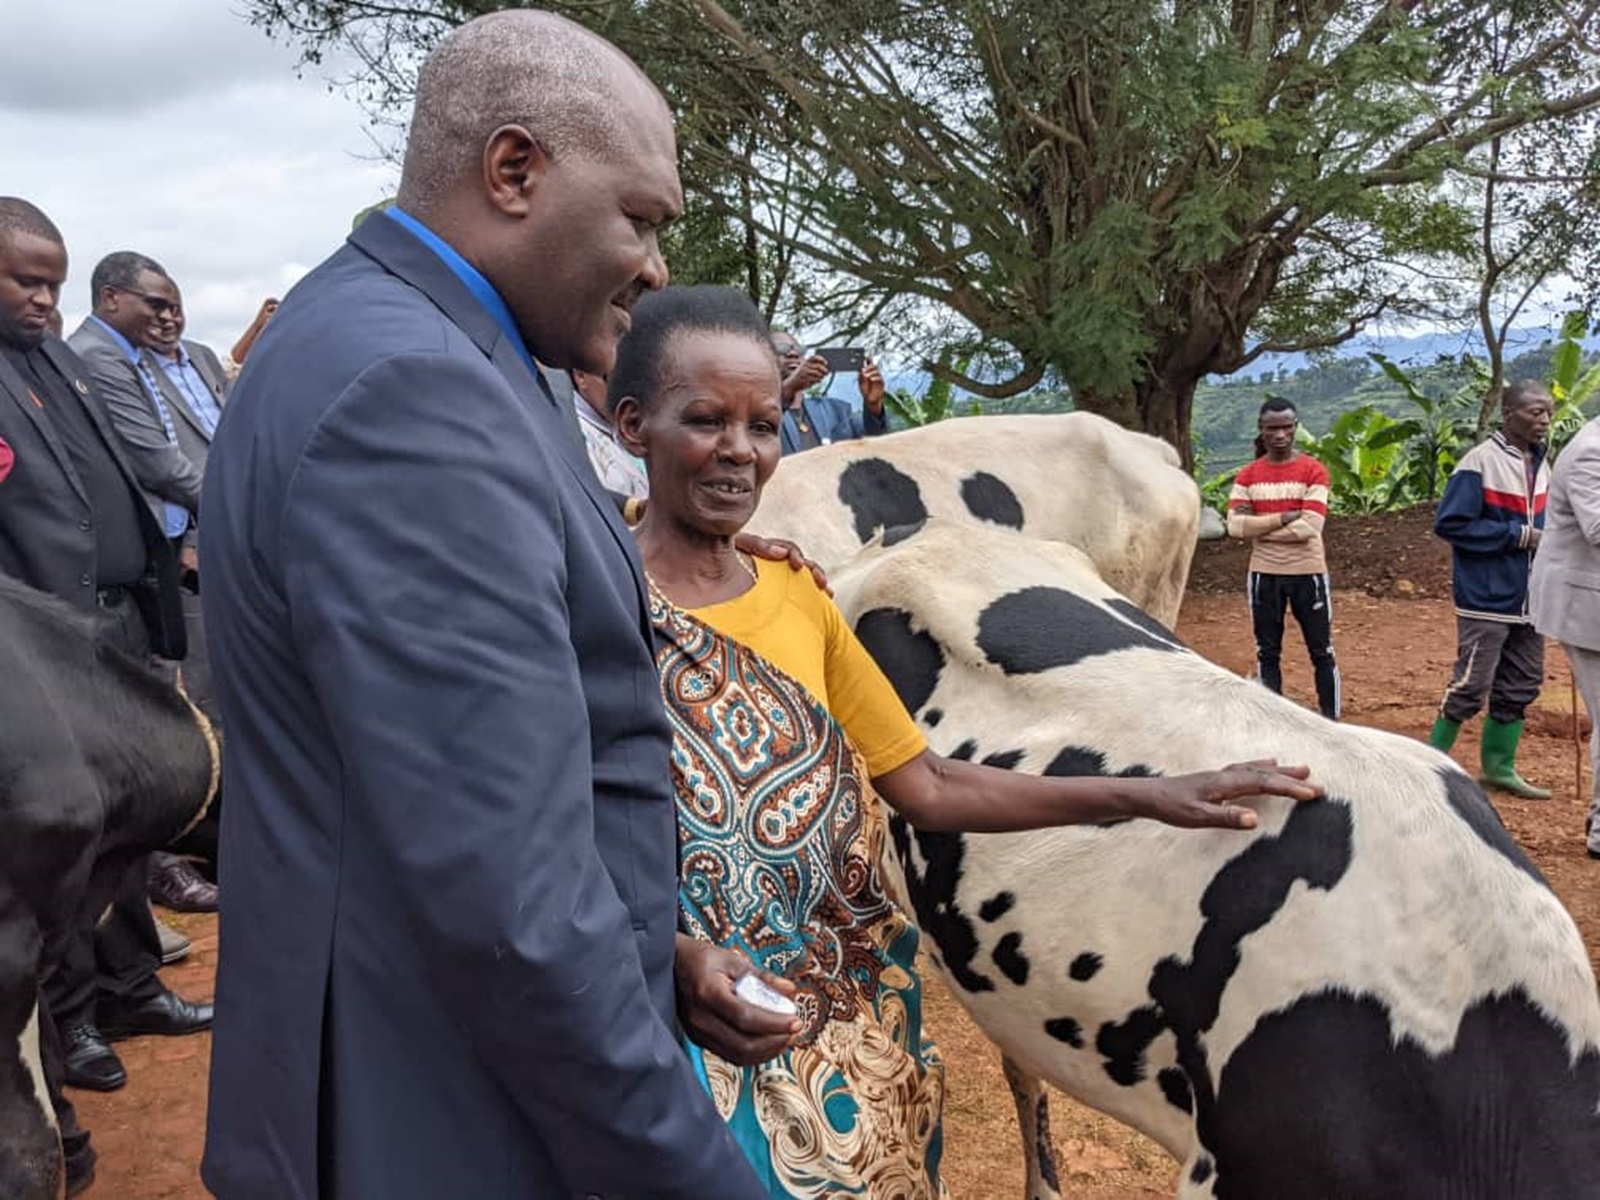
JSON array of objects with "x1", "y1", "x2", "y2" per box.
[{"x1": 735, "y1": 973, "x2": 798, "y2": 1016}]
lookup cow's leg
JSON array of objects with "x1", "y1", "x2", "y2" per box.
[
  {"x1": 0, "y1": 922, "x2": 66, "y2": 1200},
  {"x1": 1001, "y1": 1055, "x2": 1063, "y2": 1200}
]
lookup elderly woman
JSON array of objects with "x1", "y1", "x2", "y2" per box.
[{"x1": 609, "y1": 286, "x2": 1317, "y2": 1198}]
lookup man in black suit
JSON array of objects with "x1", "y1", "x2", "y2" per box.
[{"x1": 0, "y1": 200, "x2": 210, "y2": 1189}]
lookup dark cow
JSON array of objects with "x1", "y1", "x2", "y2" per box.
[
  {"x1": 0, "y1": 576, "x2": 216, "y2": 1200},
  {"x1": 830, "y1": 521, "x2": 1600, "y2": 1200}
]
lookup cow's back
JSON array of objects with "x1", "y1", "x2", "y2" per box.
[
  {"x1": 748, "y1": 413, "x2": 1200, "y2": 626},
  {"x1": 832, "y1": 521, "x2": 1600, "y2": 1198}
]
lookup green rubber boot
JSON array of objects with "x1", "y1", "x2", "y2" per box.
[
  {"x1": 1428, "y1": 715, "x2": 1462, "y2": 752},
  {"x1": 1479, "y1": 718, "x2": 1551, "y2": 799}
]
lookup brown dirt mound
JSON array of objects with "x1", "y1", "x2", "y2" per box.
[{"x1": 1189, "y1": 503, "x2": 1451, "y2": 600}]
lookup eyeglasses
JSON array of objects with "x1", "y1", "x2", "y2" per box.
[{"x1": 111, "y1": 287, "x2": 180, "y2": 318}]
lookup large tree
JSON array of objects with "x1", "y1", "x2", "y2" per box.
[{"x1": 247, "y1": 0, "x2": 1600, "y2": 463}]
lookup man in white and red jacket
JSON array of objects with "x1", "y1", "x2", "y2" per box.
[
  {"x1": 1429, "y1": 381, "x2": 1554, "y2": 797},
  {"x1": 1227, "y1": 397, "x2": 1340, "y2": 719}
]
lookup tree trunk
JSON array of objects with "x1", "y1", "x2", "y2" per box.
[{"x1": 1076, "y1": 371, "x2": 1199, "y2": 471}]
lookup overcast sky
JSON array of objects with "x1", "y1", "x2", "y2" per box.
[{"x1": 0, "y1": 1, "x2": 396, "y2": 350}]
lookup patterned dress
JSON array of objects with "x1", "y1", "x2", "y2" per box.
[{"x1": 650, "y1": 587, "x2": 948, "y2": 1199}]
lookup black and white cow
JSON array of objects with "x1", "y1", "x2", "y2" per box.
[
  {"x1": 748, "y1": 412, "x2": 1200, "y2": 626},
  {"x1": 0, "y1": 577, "x2": 217, "y2": 1200},
  {"x1": 829, "y1": 521, "x2": 1600, "y2": 1200}
]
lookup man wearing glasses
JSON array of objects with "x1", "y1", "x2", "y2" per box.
[
  {"x1": 57, "y1": 251, "x2": 213, "y2": 1097},
  {"x1": 69, "y1": 253, "x2": 203, "y2": 535}
]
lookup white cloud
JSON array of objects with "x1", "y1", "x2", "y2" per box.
[{"x1": 0, "y1": 1, "x2": 400, "y2": 348}]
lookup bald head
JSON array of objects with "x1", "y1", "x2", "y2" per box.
[{"x1": 397, "y1": 9, "x2": 661, "y2": 215}]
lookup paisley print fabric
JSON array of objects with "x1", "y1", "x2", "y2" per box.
[{"x1": 651, "y1": 587, "x2": 948, "y2": 1199}]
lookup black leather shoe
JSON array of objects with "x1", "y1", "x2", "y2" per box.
[
  {"x1": 98, "y1": 986, "x2": 213, "y2": 1041},
  {"x1": 60, "y1": 1020, "x2": 126, "y2": 1092},
  {"x1": 148, "y1": 855, "x2": 219, "y2": 913}
]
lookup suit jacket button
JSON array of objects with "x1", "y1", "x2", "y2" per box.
[
  {"x1": 79, "y1": 519, "x2": 92, "y2": 531},
  {"x1": 79, "y1": 573, "x2": 92, "y2": 586}
]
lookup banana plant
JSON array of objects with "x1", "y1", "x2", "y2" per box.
[{"x1": 1548, "y1": 310, "x2": 1600, "y2": 454}]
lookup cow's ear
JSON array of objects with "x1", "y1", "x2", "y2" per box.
[{"x1": 613, "y1": 395, "x2": 648, "y2": 457}]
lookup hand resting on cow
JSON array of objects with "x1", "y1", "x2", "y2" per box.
[{"x1": 605, "y1": 284, "x2": 1321, "y2": 1198}]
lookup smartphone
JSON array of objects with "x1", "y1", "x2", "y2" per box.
[{"x1": 815, "y1": 346, "x2": 866, "y2": 375}]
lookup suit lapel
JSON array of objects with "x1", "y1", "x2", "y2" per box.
[
  {"x1": 41, "y1": 338, "x2": 152, "y2": 509},
  {"x1": 0, "y1": 341, "x2": 91, "y2": 505},
  {"x1": 348, "y1": 215, "x2": 651, "y2": 625},
  {"x1": 185, "y1": 342, "x2": 229, "y2": 408}
]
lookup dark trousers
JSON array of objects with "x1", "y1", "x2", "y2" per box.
[
  {"x1": 42, "y1": 593, "x2": 164, "y2": 1030},
  {"x1": 1249, "y1": 571, "x2": 1341, "y2": 719},
  {"x1": 37, "y1": 990, "x2": 96, "y2": 1186},
  {"x1": 1440, "y1": 616, "x2": 1544, "y2": 724}
]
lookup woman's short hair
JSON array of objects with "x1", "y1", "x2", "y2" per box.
[{"x1": 607, "y1": 285, "x2": 773, "y2": 412}]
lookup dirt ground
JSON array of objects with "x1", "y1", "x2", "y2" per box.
[{"x1": 77, "y1": 506, "x2": 1600, "y2": 1199}]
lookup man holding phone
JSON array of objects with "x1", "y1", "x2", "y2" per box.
[{"x1": 771, "y1": 330, "x2": 888, "y2": 454}]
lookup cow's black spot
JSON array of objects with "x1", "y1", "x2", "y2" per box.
[
  {"x1": 1438, "y1": 766, "x2": 1547, "y2": 888},
  {"x1": 887, "y1": 815, "x2": 992, "y2": 994},
  {"x1": 1097, "y1": 1004, "x2": 1164, "y2": 1085},
  {"x1": 854, "y1": 607, "x2": 944, "y2": 717},
  {"x1": 948, "y1": 739, "x2": 978, "y2": 762},
  {"x1": 979, "y1": 891, "x2": 1015, "y2": 922},
  {"x1": 1070, "y1": 952, "x2": 1103, "y2": 982},
  {"x1": 982, "y1": 749, "x2": 1025, "y2": 770},
  {"x1": 1095, "y1": 800, "x2": 1355, "y2": 1101},
  {"x1": 1158, "y1": 1067, "x2": 1194, "y2": 1114},
  {"x1": 838, "y1": 459, "x2": 928, "y2": 544},
  {"x1": 1043, "y1": 747, "x2": 1155, "y2": 780},
  {"x1": 1106, "y1": 598, "x2": 1184, "y2": 648},
  {"x1": 1044, "y1": 1017, "x2": 1084, "y2": 1048},
  {"x1": 924, "y1": 708, "x2": 943, "y2": 727},
  {"x1": 1149, "y1": 799, "x2": 1355, "y2": 1166},
  {"x1": 976, "y1": 586, "x2": 1181, "y2": 675},
  {"x1": 960, "y1": 471, "x2": 1025, "y2": 530},
  {"x1": 1190, "y1": 1158, "x2": 1214, "y2": 1185},
  {"x1": 993, "y1": 931, "x2": 1029, "y2": 985},
  {"x1": 1210, "y1": 988, "x2": 1600, "y2": 1198}
]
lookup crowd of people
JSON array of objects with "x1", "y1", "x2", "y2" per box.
[
  {"x1": 1225, "y1": 382, "x2": 1595, "y2": 854},
  {"x1": 0, "y1": 5, "x2": 1594, "y2": 1198}
]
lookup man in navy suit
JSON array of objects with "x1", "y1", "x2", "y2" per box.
[
  {"x1": 771, "y1": 330, "x2": 889, "y2": 453},
  {"x1": 200, "y1": 11, "x2": 772, "y2": 1199}
]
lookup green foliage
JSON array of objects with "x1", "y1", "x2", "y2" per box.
[
  {"x1": 1549, "y1": 311, "x2": 1600, "y2": 454},
  {"x1": 1197, "y1": 465, "x2": 1239, "y2": 515},
  {"x1": 242, "y1": 0, "x2": 1600, "y2": 462},
  {"x1": 1365, "y1": 353, "x2": 1480, "y2": 503},
  {"x1": 884, "y1": 350, "x2": 981, "y2": 426},
  {"x1": 1295, "y1": 407, "x2": 1417, "y2": 515}
]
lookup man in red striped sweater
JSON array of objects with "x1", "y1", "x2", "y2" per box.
[{"x1": 1227, "y1": 397, "x2": 1341, "y2": 719}]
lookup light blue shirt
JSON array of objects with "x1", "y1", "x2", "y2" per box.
[
  {"x1": 382, "y1": 207, "x2": 543, "y2": 384},
  {"x1": 89, "y1": 315, "x2": 189, "y2": 537},
  {"x1": 157, "y1": 346, "x2": 224, "y2": 438}
]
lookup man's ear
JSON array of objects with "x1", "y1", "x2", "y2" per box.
[
  {"x1": 483, "y1": 124, "x2": 550, "y2": 217},
  {"x1": 613, "y1": 395, "x2": 647, "y2": 456}
]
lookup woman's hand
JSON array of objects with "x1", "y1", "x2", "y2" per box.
[
  {"x1": 1135, "y1": 760, "x2": 1322, "y2": 830},
  {"x1": 734, "y1": 533, "x2": 833, "y2": 595},
  {"x1": 674, "y1": 935, "x2": 801, "y2": 1066}
]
